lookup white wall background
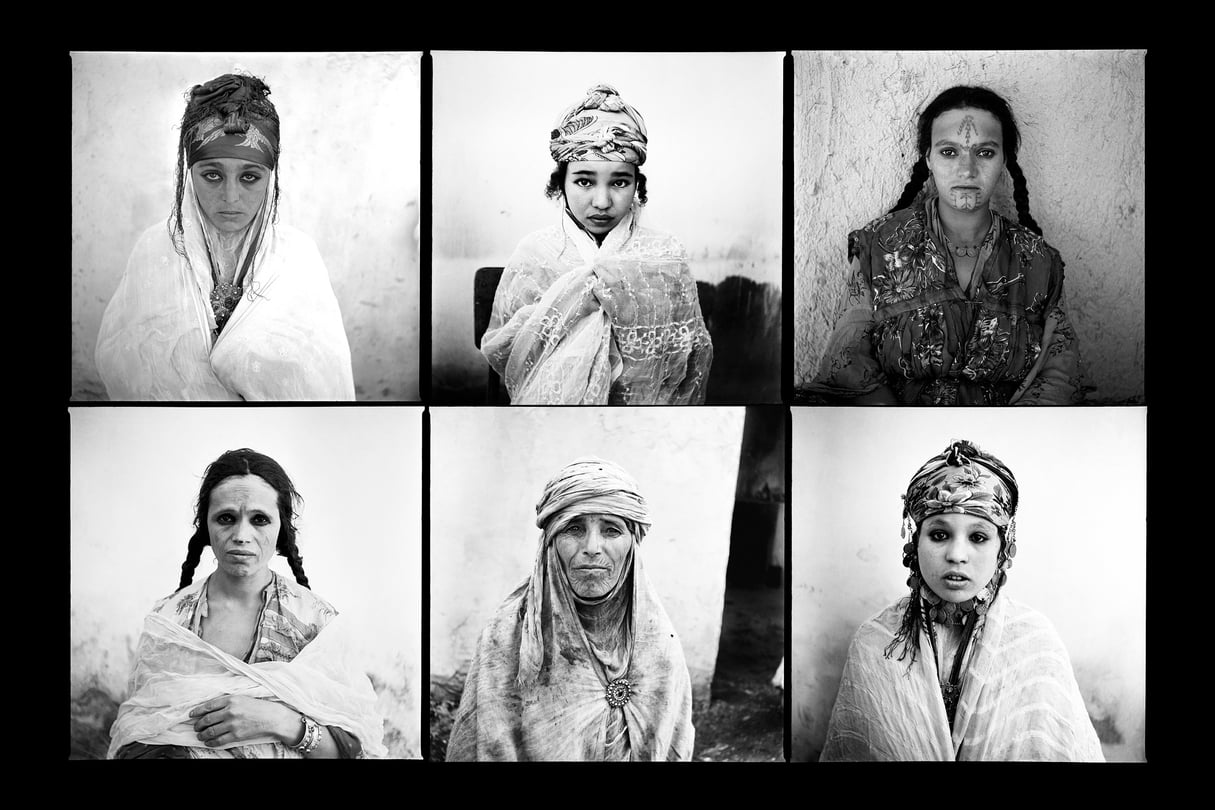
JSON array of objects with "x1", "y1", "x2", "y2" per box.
[
  {"x1": 430, "y1": 407, "x2": 746, "y2": 702},
  {"x1": 791, "y1": 407, "x2": 1146, "y2": 762},
  {"x1": 71, "y1": 52, "x2": 421, "y2": 401},
  {"x1": 794, "y1": 50, "x2": 1146, "y2": 403},
  {"x1": 431, "y1": 51, "x2": 783, "y2": 399},
  {"x1": 70, "y1": 407, "x2": 422, "y2": 758}
]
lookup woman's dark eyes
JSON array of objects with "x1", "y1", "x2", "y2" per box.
[
  {"x1": 970, "y1": 533, "x2": 989, "y2": 543},
  {"x1": 928, "y1": 530, "x2": 948, "y2": 541},
  {"x1": 202, "y1": 171, "x2": 222, "y2": 182},
  {"x1": 241, "y1": 173, "x2": 263, "y2": 183}
]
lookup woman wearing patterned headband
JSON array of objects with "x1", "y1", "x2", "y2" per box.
[
  {"x1": 480, "y1": 84, "x2": 713, "y2": 404},
  {"x1": 820, "y1": 440, "x2": 1102, "y2": 761},
  {"x1": 446, "y1": 457, "x2": 694, "y2": 760},
  {"x1": 803, "y1": 86, "x2": 1085, "y2": 405},
  {"x1": 95, "y1": 73, "x2": 355, "y2": 400},
  {"x1": 108, "y1": 449, "x2": 385, "y2": 758}
]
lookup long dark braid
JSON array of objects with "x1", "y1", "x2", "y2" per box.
[
  {"x1": 176, "y1": 448, "x2": 310, "y2": 591},
  {"x1": 890, "y1": 85, "x2": 1040, "y2": 234},
  {"x1": 168, "y1": 73, "x2": 282, "y2": 253},
  {"x1": 1006, "y1": 158, "x2": 1042, "y2": 236},
  {"x1": 890, "y1": 156, "x2": 931, "y2": 214}
]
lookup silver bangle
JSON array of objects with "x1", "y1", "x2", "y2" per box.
[{"x1": 291, "y1": 714, "x2": 322, "y2": 756}]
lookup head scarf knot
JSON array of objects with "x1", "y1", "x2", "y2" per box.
[
  {"x1": 549, "y1": 84, "x2": 648, "y2": 165},
  {"x1": 185, "y1": 74, "x2": 280, "y2": 168},
  {"x1": 536, "y1": 456, "x2": 651, "y2": 541},
  {"x1": 902, "y1": 440, "x2": 1018, "y2": 530}
]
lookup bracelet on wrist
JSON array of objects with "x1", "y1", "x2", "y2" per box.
[{"x1": 290, "y1": 714, "x2": 322, "y2": 756}]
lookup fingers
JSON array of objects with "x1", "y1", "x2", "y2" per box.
[
  {"x1": 197, "y1": 720, "x2": 233, "y2": 748},
  {"x1": 189, "y1": 695, "x2": 230, "y2": 718}
]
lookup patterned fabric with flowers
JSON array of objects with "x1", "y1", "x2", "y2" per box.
[
  {"x1": 904, "y1": 461, "x2": 1013, "y2": 529},
  {"x1": 805, "y1": 200, "x2": 1086, "y2": 405}
]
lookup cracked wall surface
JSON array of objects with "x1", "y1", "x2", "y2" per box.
[{"x1": 794, "y1": 50, "x2": 1145, "y2": 403}]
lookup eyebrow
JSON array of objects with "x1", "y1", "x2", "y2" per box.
[{"x1": 933, "y1": 139, "x2": 1001, "y2": 148}]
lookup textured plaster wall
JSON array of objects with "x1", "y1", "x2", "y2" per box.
[
  {"x1": 430, "y1": 407, "x2": 745, "y2": 704},
  {"x1": 794, "y1": 50, "x2": 1145, "y2": 403},
  {"x1": 71, "y1": 52, "x2": 420, "y2": 401},
  {"x1": 791, "y1": 407, "x2": 1146, "y2": 762},
  {"x1": 431, "y1": 51, "x2": 783, "y2": 401},
  {"x1": 70, "y1": 407, "x2": 422, "y2": 758}
]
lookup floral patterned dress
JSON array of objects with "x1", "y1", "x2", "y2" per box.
[{"x1": 806, "y1": 200, "x2": 1084, "y2": 405}]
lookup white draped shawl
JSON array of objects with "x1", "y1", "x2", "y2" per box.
[
  {"x1": 445, "y1": 546, "x2": 694, "y2": 761},
  {"x1": 821, "y1": 595, "x2": 1104, "y2": 761},
  {"x1": 95, "y1": 175, "x2": 355, "y2": 401},
  {"x1": 481, "y1": 210, "x2": 712, "y2": 404},
  {"x1": 107, "y1": 613, "x2": 386, "y2": 758}
]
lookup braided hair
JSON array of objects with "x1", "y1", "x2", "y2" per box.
[
  {"x1": 178, "y1": 448, "x2": 310, "y2": 591},
  {"x1": 169, "y1": 73, "x2": 282, "y2": 252},
  {"x1": 890, "y1": 86, "x2": 1042, "y2": 236}
]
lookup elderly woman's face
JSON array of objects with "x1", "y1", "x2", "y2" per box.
[
  {"x1": 207, "y1": 474, "x2": 280, "y2": 581},
  {"x1": 916, "y1": 513, "x2": 1001, "y2": 604},
  {"x1": 555, "y1": 513, "x2": 633, "y2": 599},
  {"x1": 191, "y1": 158, "x2": 271, "y2": 233},
  {"x1": 564, "y1": 162, "x2": 637, "y2": 237},
  {"x1": 926, "y1": 107, "x2": 1005, "y2": 215}
]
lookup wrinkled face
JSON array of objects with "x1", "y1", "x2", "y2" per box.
[
  {"x1": 554, "y1": 513, "x2": 633, "y2": 599},
  {"x1": 563, "y1": 161, "x2": 637, "y2": 237},
  {"x1": 926, "y1": 107, "x2": 1005, "y2": 214},
  {"x1": 207, "y1": 474, "x2": 280, "y2": 581},
  {"x1": 190, "y1": 158, "x2": 271, "y2": 233},
  {"x1": 916, "y1": 513, "x2": 1001, "y2": 604}
]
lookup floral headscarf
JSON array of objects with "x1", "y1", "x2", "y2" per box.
[
  {"x1": 902, "y1": 440, "x2": 1017, "y2": 531},
  {"x1": 549, "y1": 84, "x2": 648, "y2": 165}
]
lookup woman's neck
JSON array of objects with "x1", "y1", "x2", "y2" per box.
[
  {"x1": 937, "y1": 202, "x2": 992, "y2": 245},
  {"x1": 208, "y1": 568, "x2": 273, "y2": 605}
]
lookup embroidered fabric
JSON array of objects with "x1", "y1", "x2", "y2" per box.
[
  {"x1": 481, "y1": 209, "x2": 713, "y2": 404},
  {"x1": 805, "y1": 199, "x2": 1085, "y2": 405},
  {"x1": 820, "y1": 595, "x2": 1104, "y2": 761},
  {"x1": 95, "y1": 172, "x2": 355, "y2": 401}
]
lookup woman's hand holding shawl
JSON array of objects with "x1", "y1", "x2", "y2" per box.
[{"x1": 189, "y1": 694, "x2": 304, "y2": 750}]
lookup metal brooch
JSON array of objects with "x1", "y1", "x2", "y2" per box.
[{"x1": 605, "y1": 677, "x2": 634, "y2": 707}]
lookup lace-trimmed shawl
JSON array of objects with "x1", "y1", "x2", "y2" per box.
[
  {"x1": 95, "y1": 173, "x2": 355, "y2": 401},
  {"x1": 481, "y1": 210, "x2": 713, "y2": 404},
  {"x1": 821, "y1": 595, "x2": 1103, "y2": 761}
]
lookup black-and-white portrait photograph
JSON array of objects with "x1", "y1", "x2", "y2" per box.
[
  {"x1": 792, "y1": 50, "x2": 1145, "y2": 405},
  {"x1": 69, "y1": 407, "x2": 422, "y2": 758},
  {"x1": 791, "y1": 407, "x2": 1145, "y2": 761},
  {"x1": 429, "y1": 406, "x2": 784, "y2": 761},
  {"x1": 71, "y1": 52, "x2": 421, "y2": 401},
  {"x1": 430, "y1": 51, "x2": 783, "y2": 405}
]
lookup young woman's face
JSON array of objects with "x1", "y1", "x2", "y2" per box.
[
  {"x1": 190, "y1": 158, "x2": 271, "y2": 233},
  {"x1": 554, "y1": 513, "x2": 633, "y2": 599},
  {"x1": 926, "y1": 107, "x2": 1005, "y2": 215},
  {"x1": 563, "y1": 161, "x2": 637, "y2": 237},
  {"x1": 916, "y1": 513, "x2": 1001, "y2": 604},
  {"x1": 207, "y1": 474, "x2": 281, "y2": 581}
]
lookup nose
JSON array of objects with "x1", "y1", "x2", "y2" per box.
[
  {"x1": 944, "y1": 536, "x2": 968, "y2": 563},
  {"x1": 222, "y1": 175, "x2": 241, "y2": 203},
  {"x1": 232, "y1": 518, "x2": 255, "y2": 544},
  {"x1": 583, "y1": 525, "x2": 605, "y2": 555},
  {"x1": 591, "y1": 185, "x2": 611, "y2": 210},
  {"x1": 959, "y1": 153, "x2": 978, "y2": 177}
]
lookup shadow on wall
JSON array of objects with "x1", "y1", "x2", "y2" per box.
[{"x1": 455, "y1": 273, "x2": 782, "y2": 405}]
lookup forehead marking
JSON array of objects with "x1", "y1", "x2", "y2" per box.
[{"x1": 957, "y1": 114, "x2": 978, "y2": 148}]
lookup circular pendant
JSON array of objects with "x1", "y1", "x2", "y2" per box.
[{"x1": 605, "y1": 677, "x2": 634, "y2": 708}]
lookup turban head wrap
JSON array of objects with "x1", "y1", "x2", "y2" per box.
[
  {"x1": 902, "y1": 439, "x2": 1018, "y2": 532},
  {"x1": 536, "y1": 456, "x2": 651, "y2": 543},
  {"x1": 184, "y1": 74, "x2": 280, "y2": 168},
  {"x1": 549, "y1": 84, "x2": 648, "y2": 165}
]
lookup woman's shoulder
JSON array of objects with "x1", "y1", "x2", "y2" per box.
[
  {"x1": 997, "y1": 216, "x2": 1062, "y2": 264},
  {"x1": 854, "y1": 205, "x2": 922, "y2": 236},
  {"x1": 996, "y1": 594, "x2": 1063, "y2": 637},
  {"x1": 150, "y1": 578, "x2": 207, "y2": 621},
  {"x1": 272, "y1": 574, "x2": 340, "y2": 625},
  {"x1": 847, "y1": 597, "x2": 909, "y2": 647}
]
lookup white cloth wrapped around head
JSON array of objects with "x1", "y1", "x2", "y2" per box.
[{"x1": 535, "y1": 456, "x2": 651, "y2": 543}]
